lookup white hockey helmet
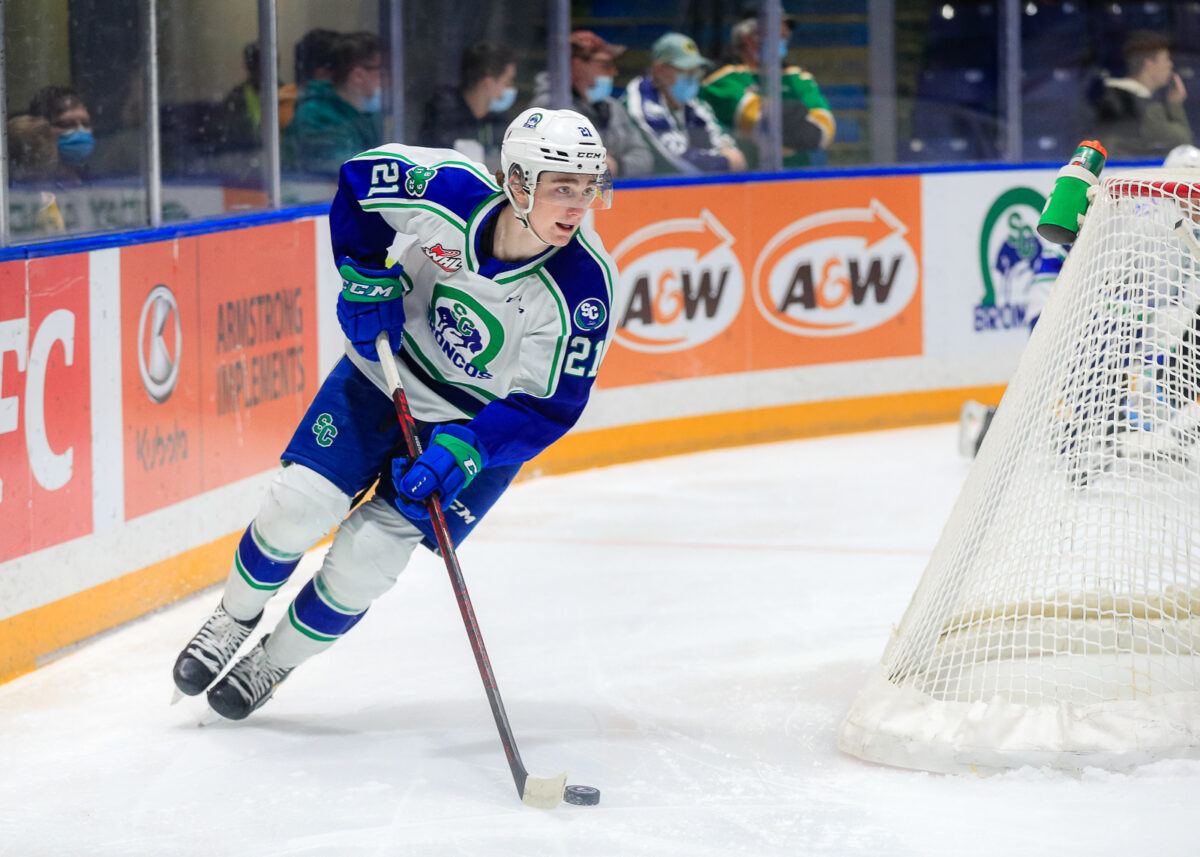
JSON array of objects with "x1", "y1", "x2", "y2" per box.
[
  {"x1": 1164, "y1": 144, "x2": 1200, "y2": 169},
  {"x1": 500, "y1": 108, "x2": 613, "y2": 221}
]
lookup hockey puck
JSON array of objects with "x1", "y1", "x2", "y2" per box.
[{"x1": 563, "y1": 784, "x2": 601, "y2": 806}]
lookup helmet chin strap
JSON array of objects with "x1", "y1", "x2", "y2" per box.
[{"x1": 507, "y1": 182, "x2": 553, "y2": 246}]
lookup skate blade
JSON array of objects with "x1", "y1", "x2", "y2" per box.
[
  {"x1": 170, "y1": 686, "x2": 184, "y2": 706},
  {"x1": 197, "y1": 707, "x2": 223, "y2": 727}
]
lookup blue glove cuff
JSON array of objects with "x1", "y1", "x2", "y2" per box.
[
  {"x1": 336, "y1": 255, "x2": 409, "y2": 302},
  {"x1": 431, "y1": 423, "x2": 488, "y2": 485}
]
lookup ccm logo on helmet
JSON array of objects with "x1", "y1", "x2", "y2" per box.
[{"x1": 578, "y1": 151, "x2": 605, "y2": 159}]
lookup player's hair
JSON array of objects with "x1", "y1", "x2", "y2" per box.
[
  {"x1": 461, "y1": 41, "x2": 516, "y2": 91},
  {"x1": 1123, "y1": 30, "x2": 1171, "y2": 76},
  {"x1": 329, "y1": 32, "x2": 382, "y2": 86},
  {"x1": 28, "y1": 85, "x2": 86, "y2": 124}
]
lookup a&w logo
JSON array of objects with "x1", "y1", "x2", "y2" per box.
[
  {"x1": 405, "y1": 166, "x2": 438, "y2": 197},
  {"x1": 751, "y1": 200, "x2": 917, "y2": 336},
  {"x1": 611, "y1": 209, "x2": 742, "y2": 353},
  {"x1": 423, "y1": 243, "x2": 463, "y2": 272},
  {"x1": 428, "y1": 285, "x2": 506, "y2": 378}
]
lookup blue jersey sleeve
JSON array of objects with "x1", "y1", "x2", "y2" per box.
[
  {"x1": 329, "y1": 151, "x2": 494, "y2": 266},
  {"x1": 329, "y1": 160, "x2": 398, "y2": 267}
]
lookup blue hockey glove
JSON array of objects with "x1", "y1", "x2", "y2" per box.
[
  {"x1": 392, "y1": 424, "x2": 488, "y2": 520},
  {"x1": 335, "y1": 255, "x2": 410, "y2": 360}
]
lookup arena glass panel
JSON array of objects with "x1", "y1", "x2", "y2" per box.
[
  {"x1": 277, "y1": 0, "x2": 385, "y2": 205},
  {"x1": 400, "y1": 0, "x2": 551, "y2": 180},
  {"x1": 5, "y1": 0, "x2": 149, "y2": 240},
  {"x1": 157, "y1": 0, "x2": 269, "y2": 223}
]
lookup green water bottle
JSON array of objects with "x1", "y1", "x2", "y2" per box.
[{"x1": 1037, "y1": 140, "x2": 1107, "y2": 245}]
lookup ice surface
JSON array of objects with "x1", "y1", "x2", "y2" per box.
[{"x1": 1, "y1": 425, "x2": 1195, "y2": 856}]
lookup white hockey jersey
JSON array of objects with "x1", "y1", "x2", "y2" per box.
[{"x1": 330, "y1": 144, "x2": 616, "y2": 466}]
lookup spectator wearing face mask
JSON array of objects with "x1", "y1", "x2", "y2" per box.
[
  {"x1": 529, "y1": 30, "x2": 652, "y2": 178},
  {"x1": 417, "y1": 41, "x2": 517, "y2": 171},
  {"x1": 700, "y1": 15, "x2": 835, "y2": 168},
  {"x1": 28, "y1": 85, "x2": 95, "y2": 182},
  {"x1": 622, "y1": 32, "x2": 746, "y2": 175},
  {"x1": 282, "y1": 31, "x2": 386, "y2": 177}
]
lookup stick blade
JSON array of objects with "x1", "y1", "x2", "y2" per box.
[{"x1": 520, "y1": 770, "x2": 568, "y2": 809}]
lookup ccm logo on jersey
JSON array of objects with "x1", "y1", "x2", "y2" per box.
[{"x1": 423, "y1": 243, "x2": 463, "y2": 272}]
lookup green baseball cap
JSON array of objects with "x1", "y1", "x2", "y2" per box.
[{"x1": 651, "y1": 32, "x2": 713, "y2": 71}]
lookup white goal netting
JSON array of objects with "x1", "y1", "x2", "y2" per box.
[{"x1": 839, "y1": 169, "x2": 1200, "y2": 773}]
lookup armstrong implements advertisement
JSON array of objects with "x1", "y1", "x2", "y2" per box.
[
  {"x1": 592, "y1": 176, "x2": 923, "y2": 388},
  {"x1": 120, "y1": 221, "x2": 319, "y2": 521}
]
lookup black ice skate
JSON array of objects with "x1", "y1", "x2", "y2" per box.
[
  {"x1": 206, "y1": 635, "x2": 292, "y2": 720},
  {"x1": 172, "y1": 604, "x2": 262, "y2": 697}
]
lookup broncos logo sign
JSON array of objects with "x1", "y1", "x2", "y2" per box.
[{"x1": 427, "y1": 285, "x2": 506, "y2": 379}]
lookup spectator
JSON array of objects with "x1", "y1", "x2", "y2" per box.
[
  {"x1": 28, "y1": 85, "x2": 94, "y2": 181},
  {"x1": 281, "y1": 31, "x2": 385, "y2": 177},
  {"x1": 623, "y1": 32, "x2": 746, "y2": 175},
  {"x1": 417, "y1": 41, "x2": 516, "y2": 170},
  {"x1": 529, "y1": 30, "x2": 652, "y2": 178},
  {"x1": 280, "y1": 28, "x2": 340, "y2": 133},
  {"x1": 218, "y1": 43, "x2": 264, "y2": 150},
  {"x1": 7, "y1": 115, "x2": 66, "y2": 234},
  {"x1": 7, "y1": 115, "x2": 59, "y2": 181},
  {"x1": 1093, "y1": 30, "x2": 1192, "y2": 159},
  {"x1": 700, "y1": 16, "x2": 835, "y2": 168}
]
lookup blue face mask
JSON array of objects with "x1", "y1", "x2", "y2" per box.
[
  {"x1": 670, "y1": 75, "x2": 700, "y2": 104},
  {"x1": 361, "y1": 86, "x2": 382, "y2": 114},
  {"x1": 586, "y1": 75, "x2": 613, "y2": 103},
  {"x1": 57, "y1": 129, "x2": 94, "y2": 164},
  {"x1": 490, "y1": 86, "x2": 517, "y2": 114},
  {"x1": 779, "y1": 42, "x2": 789, "y2": 60}
]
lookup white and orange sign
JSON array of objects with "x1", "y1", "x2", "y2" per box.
[
  {"x1": 121, "y1": 221, "x2": 319, "y2": 520},
  {"x1": 0, "y1": 255, "x2": 93, "y2": 562},
  {"x1": 592, "y1": 176, "x2": 923, "y2": 389}
]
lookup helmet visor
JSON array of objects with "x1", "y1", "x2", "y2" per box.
[{"x1": 534, "y1": 170, "x2": 614, "y2": 210}]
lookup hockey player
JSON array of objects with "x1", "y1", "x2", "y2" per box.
[{"x1": 172, "y1": 107, "x2": 617, "y2": 720}]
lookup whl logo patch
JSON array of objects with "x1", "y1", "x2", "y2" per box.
[
  {"x1": 428, "y1": 285, "x2": 505, "y2": 379},
  {"x1": 405, "y1": 166, "x2": 438, "y2": 197},
  {"x1": 423, "y1": 243, "x2": 463, "y2": 272}
]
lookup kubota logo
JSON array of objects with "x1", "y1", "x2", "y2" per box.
[
  {"x1": 611, "y1": 209, "x2": 742, "y2": 353},
  {"x1": 752, "y1": 200, "x2": 918, "y2": 336}
]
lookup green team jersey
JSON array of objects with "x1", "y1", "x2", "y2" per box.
[{"x1": 699, "y1": 63, "x2": 835, "y2": 168}]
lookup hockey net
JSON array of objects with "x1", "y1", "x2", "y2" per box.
[{"x1": 839, "y1": 169, "x2": 1200, "y2": 773}]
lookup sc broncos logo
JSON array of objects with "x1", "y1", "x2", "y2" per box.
[
  {"x1": 573, "y1": 298, "x2": 607, "y2": 331},
  {"x1": 428, "y1": 285, "x2": 506, "y2": 378},
  {"x1": 405, "y1": 166, "x2": 438, "y2": 197}
]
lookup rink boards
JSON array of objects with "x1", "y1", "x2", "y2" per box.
[{"x1": 0, "y1": 164, "x2": 1065, "y2": 682}]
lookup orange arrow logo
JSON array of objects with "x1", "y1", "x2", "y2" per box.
[{"x1": 752, "y1": 200, "x2": 909, "y2": 333}]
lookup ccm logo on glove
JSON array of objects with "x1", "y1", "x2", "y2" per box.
[{"x1": 335, "y1": 255, "x2": 410, "y2": 361}]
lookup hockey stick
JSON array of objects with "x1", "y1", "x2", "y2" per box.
[{"x1": 374, "y1": 331, "x2": 569, "y2": 809}]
